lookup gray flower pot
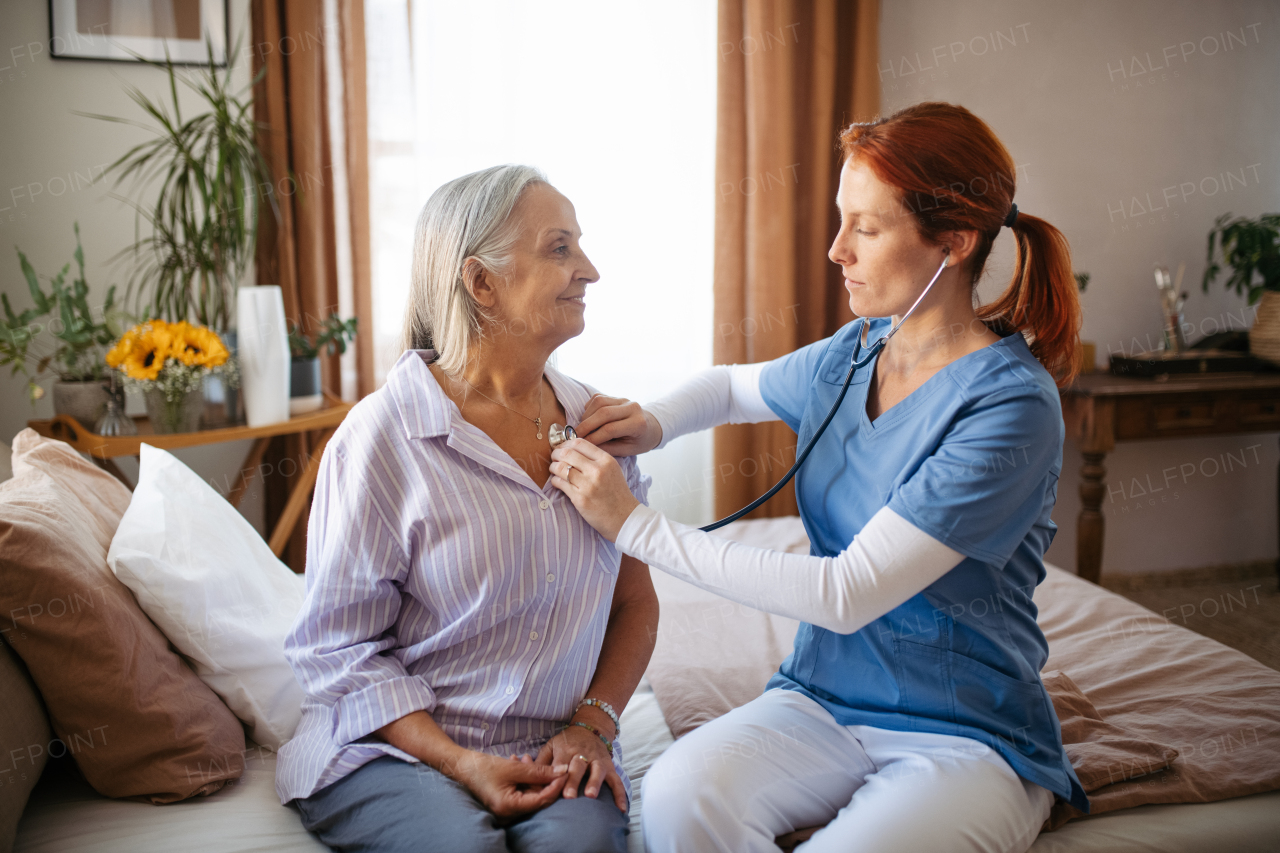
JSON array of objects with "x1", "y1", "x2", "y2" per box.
[
  {"x1": 52, "y1": 381, "x2": 109, "y2": 429},
  {"x1": 289, "y1": 357, "x2": 323, "y2": 415}
]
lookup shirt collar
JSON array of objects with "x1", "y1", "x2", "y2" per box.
[
  {"x1": 387, "y1": 349, "x2": 594, "y2": 441},
  {"x1": 389, "y1": 350, "x2": 452, "y2": 440}
]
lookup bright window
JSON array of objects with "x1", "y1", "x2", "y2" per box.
[{"x1": 366, "y1": 0, "x2": 718, "y2": 523}]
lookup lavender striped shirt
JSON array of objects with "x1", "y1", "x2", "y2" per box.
[{"x1": 275, "y1": 350, "x2": 650, "y2": 804}]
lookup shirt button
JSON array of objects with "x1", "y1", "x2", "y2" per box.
[
  {"x1": 539, "y1": 500, "x2": 549, "y2": 510},
  {"x1": 506, "y1": 686, "x2": 514, "y2": 695},
  {"x1": 546, "y1": 573, "x2": 556, "y2": 583},
  {"x1": 529, "y1": 630, "x2": 539, "y2": 640},
  {"x1": 481, "y1": 722, "x2": 490, "y2": 731}
]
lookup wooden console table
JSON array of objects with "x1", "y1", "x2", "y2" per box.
[
  {"x1": 28, "y1": 395, "x2": 353, "y2": 558},
  {"x1": 1060, "y1": 372, "x2": 1280, "y2": 584}
]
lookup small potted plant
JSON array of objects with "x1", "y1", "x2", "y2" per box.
[
  {"x1": 287, "y1": 314, "x2": 357, "y2": 414},
  {"x1": 0, "y1": 224, "x2": 122, "y2": 427},
  {"x1": 1202, "y1": 212, "x2": 1280, "y2": 363},
  {"x1": 106, "y1": 319, "x2": 236, "y2": 433}
]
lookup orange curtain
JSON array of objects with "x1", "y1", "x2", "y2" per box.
[
  {"x1": 251, "y1": 0, "x2": 372, "y2": 568},
  {"x1": 252, "y1": 0, "x2": 340, "y2": 381},
  {"x1": 713, "y1": 0, "x2": 879, "y2": 521},
  {"x1": 338, "y1": 0, "x2": 376, "y2": 399}
]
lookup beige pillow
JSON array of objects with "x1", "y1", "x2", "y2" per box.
[
  {"x1": 0, "y1": 430, "x2": 245, "y2": 803},
  {"x1": 0, "y1": 640, "x2": 51, "y2": 853}
]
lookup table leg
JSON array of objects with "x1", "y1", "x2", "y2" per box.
[
  {"x1": 268, "y1": 428, "x2": 334, "y2": 559},
  {"x1": 227, "y1": 437, "x2": 271, "y2": 509},
  {"x1": 1077, "y1": 451, "x2": 1107, "y2": 584}
]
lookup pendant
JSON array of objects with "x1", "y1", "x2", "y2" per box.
[{"x1": 535, "y1": 416, "x2": 542, "y2": 440}]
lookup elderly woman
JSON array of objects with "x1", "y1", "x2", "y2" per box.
[{"x1": 275, "y1": 165, "x2": 657, "y2": 853}]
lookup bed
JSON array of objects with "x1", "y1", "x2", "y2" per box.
[{"x1": 11, "y1": 513, "x2": 1278, "y2": 853}]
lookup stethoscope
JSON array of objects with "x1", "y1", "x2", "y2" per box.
[
  {"x1": 699, "y1": 248, "x2": 952, "y2": 531},
  {"x1": 549, "y1": 249, "x2": 951, "y2": 533}
]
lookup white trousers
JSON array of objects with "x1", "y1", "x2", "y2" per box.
[{"x1": 641, "y1": 688, "x2": 1053, "y2": 853}]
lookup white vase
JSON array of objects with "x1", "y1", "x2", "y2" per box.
[{"x1": 237, "y1": 286, "x2": 291, "y2": 428}]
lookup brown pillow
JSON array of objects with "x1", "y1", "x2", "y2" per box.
[
  {"x1": 1038, "y1": 567, "x2": 1280, "y2": 828},
  {"x1": 1043, "y1": 670, "x2": 1178, "y2": 792},
  {"x1": 0, "y1": 430, "x2": 244, "y2": 803},
  {"x1": 647, "y1": 518, "x2": 1280, "y2": 835},
  {"x1": 0, "y1": 640, "x2": 52, "y2": 852}
]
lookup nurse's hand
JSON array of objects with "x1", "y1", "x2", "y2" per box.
[
  {"x1": 550, "y1": 439, "x2": 640, "y2": 542},
  {"x1": 575, "y1": 394, "x2": 662, "y2": 457}
]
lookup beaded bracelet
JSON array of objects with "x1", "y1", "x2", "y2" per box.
[
  {"x1": 567, "y1": 721, "x2": 614, "y2": 756},
  {"x1": 576, "y1": 698, "x2": 621, "y2": 735}
]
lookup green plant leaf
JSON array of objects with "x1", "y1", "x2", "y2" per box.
[{"x1": 18, "y1": 251, "x2": 51, "y2": 314}]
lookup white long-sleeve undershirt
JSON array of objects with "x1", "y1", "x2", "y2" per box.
[
  {"x1": 646, "y1": 363, "x2": 776, "y2": 450},
  {"x1": 616, "y1": 504, "x2": 964, "y2": 635},
  {"x1": 629, "y1": 363, "x2": 965, "y2": 633}
]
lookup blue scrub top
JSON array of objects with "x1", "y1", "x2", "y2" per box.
[{"x1": 759, "y1": 316, "x2": 1089, "y2": 813}]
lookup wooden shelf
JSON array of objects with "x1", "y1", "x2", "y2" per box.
[
  {"x1": 29, "y1": 393, "x2": 354, "y2": 561},
  {"x1": 28, "y1": 394, "x2": 353, "y2": 459}
]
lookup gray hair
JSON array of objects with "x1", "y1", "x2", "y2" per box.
[{"x1": 401, "y1": 164, "x2": 548, "y2": 375}]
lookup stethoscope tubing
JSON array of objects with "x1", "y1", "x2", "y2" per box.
[
  {"x1": 697, "y1": 252, "x2": 950, "y2": 533},
  {"x1": 699, "y1": 334, "x2": 863, "y2": 532}
]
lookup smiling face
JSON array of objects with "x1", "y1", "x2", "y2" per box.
[
  {"x1": 478, "y1": 182, "x2": 599, "y2": 351},
  {"x1": 828, "y1": 158, "x2": 954, "y2": 319}
]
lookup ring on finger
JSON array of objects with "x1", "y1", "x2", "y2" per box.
[{"x1": 574, "y1": 754, "x2": 588, "y2": 763}]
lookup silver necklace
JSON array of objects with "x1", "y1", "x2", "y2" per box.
[{"x1": 463, "y1": 376, "x2": 545, "y2": 440}]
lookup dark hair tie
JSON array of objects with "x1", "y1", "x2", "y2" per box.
[{"x1": 1004, "y1": 203, "x2": 1019, "y2": 228}]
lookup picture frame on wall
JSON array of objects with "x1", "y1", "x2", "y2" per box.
[{"x1": 49, "y1": 0, "x2": 228, "y2": 65}]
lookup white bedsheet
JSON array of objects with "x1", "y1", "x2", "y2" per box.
[
  {"x1": 13, "y1": 684, "x2": 674, "y2": 853},
  {"x1": 15, "y1": 680, "x2": 1280, "y2": 853},
  {"x1": 15, "y1": 748, "x2": 325, "y2": 853}
]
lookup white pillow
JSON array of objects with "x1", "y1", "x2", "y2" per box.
[{"x1": 107, "y1": 444, "x2": 306, "y2": 750}]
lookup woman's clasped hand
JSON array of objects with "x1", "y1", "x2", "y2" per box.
[
  {"x1": 532, "y1": 716, "x2": 629, "y2": 811},
  {"x1": 441, "y1": 712, "x2": 628, "y2": 822},
  {"x1": 442, "y1": 749, "x2": 570, "y2": 822}
]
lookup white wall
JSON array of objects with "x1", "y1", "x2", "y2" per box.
[
  {"x1": 0, "y1": 0, "x2": 265, "y2": 533},
  {"x1": 880, "y1": 0, "x2": 1280, "y2": 575}
]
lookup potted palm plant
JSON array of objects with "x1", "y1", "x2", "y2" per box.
[
  {"x1": 86, "y1": 40, "x2": 278, "y2": 420},
  {"x1": 287, "y1": 314, "x2": 357, "y2": 414},
  {"x1": 1, "y1": 224, "x2": 123, "y2": 427},
  {"x1": 1202, "y1": 212, "x2": 1280, "y2": 363}
]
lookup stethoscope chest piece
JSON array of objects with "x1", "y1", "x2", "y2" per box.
[{"x1": 548, "y1": 423, "x2": 576, "y2": 449}]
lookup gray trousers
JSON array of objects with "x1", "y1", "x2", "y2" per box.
[{"x1": 294, "y1": 756, "x2": 629, "y2": 853}]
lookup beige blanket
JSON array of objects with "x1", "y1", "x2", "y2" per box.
[{"x1": 642, "y1": 517, "x2": 1280, "y2": 827}]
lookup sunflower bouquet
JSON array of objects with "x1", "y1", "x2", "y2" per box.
[{"x1": 106, "y1": 319, "x2": 236, "y2": 433}]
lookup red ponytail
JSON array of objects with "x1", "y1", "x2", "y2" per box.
[{"x1": 839, "y1": 102, "x2": 1081, "y2": 387}]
